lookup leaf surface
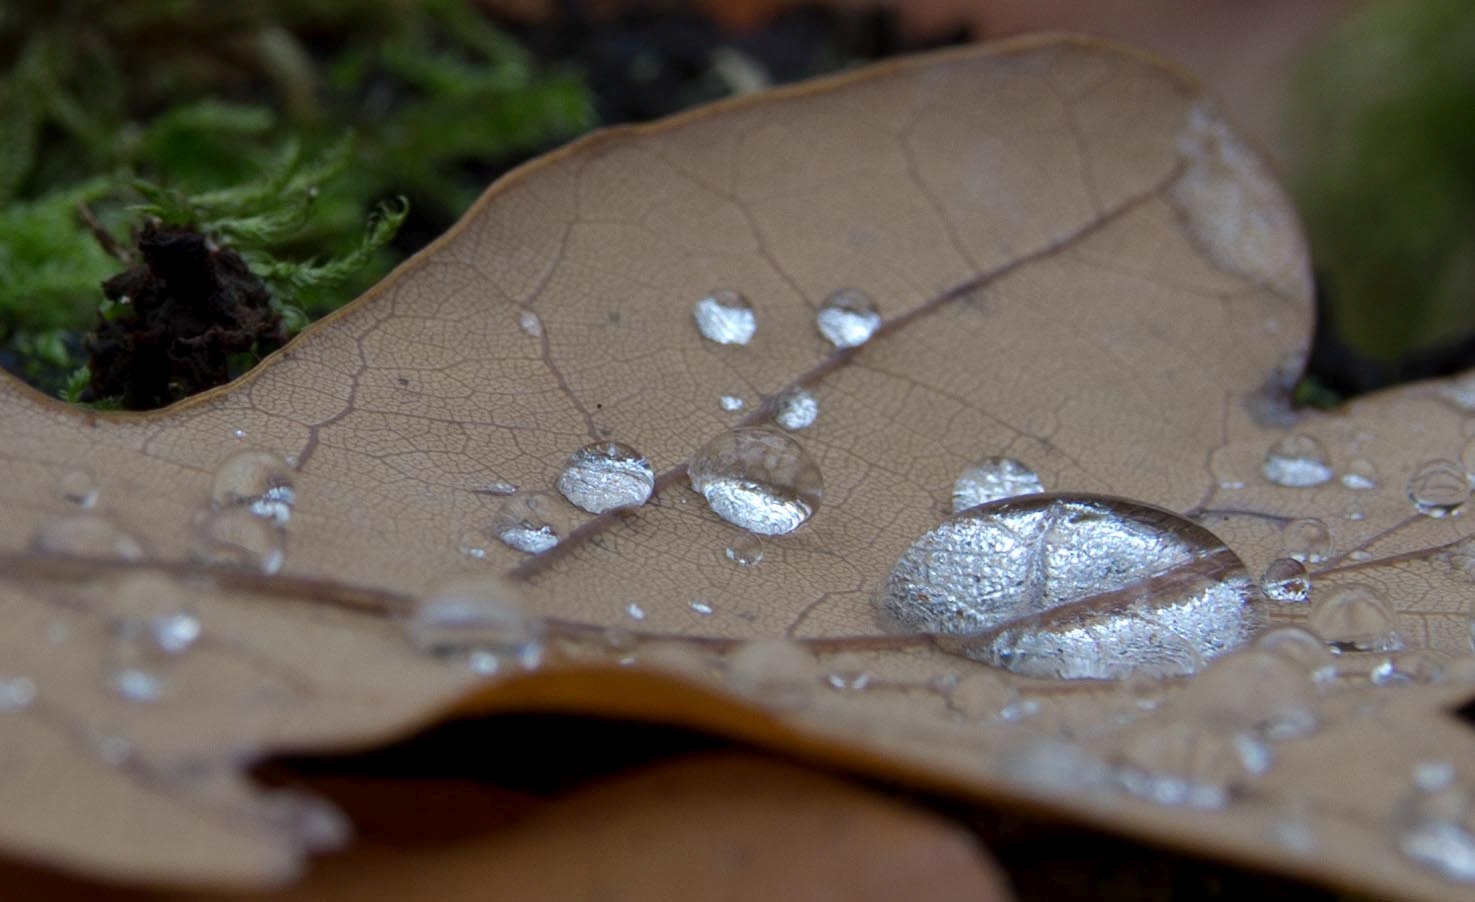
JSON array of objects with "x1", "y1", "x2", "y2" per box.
[{"x1": 3, "y1": 34, "x2": 1475, "y2": 899}]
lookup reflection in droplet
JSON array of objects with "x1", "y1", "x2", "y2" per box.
[
  {"x1": 518, "y1": 309, "x2": 543, "y2": 338},
  {"x1": 688, "y1": 427, "x2": 822, "y2": 536},
  {"x1": 1261, "y1": 558, "x2": 1310, "y2": 604},
  {"x1": 1371, "y1": 650, "x2": 1449, "y2": 686},
  {"x1": 1254, "y1": 626, "x2": 1338, "y2": 684},
  {"x1": 724, "y1": 533, "x2": 763, "y2": 566},
  {"x1": 31, "y1": 513, "x2": 146, "y2": 560},
  {"x1": 773, "y1": 388, "x2": 818, "y2": 431},
  {"x1": 719, "y1": 394, "x2": 745, "y2": 412},
  {"x1": 1262, "y1": 435, "x2": 1333, "y2": 488},
  {"x1": 689, "y1": 600, "x2": 714, "y2": 617},
  {"x1": 951, "y1": 457, "x2": 1044, "y2": 513},
  {"x1": 1393, "y1": 764, "x2": 1475, "y2": 884},
  {"x1": 693, "y1": 290, "x2": 756, "y2": 346},
  {"x1": 876, "y1": 493, "x2": 1263, "y2": 680},
  {"x1": 1341, "y1": 459, "x2": 1378, "y2": 490},
  {"x1": 60, "y1": 469, "x2": 98, "y2": 508},
  {"x1": 556, "y1": 442, "x2": 654, "y2": 514},
  {"x1": 624, "y1": 602, "x2": 646, "y2": 621},
  {"x1": 191, "y1": 507, "x2": 285, "y2": 574},
  {"x1": 816, "y1": 288, "x2": 881, "y2": 348},
  {"x1": 212, "y1": 450, "x2": 296, "y2": 526},
  {"x1": 406, "y1": 576, "x2": 543, "y2": 672},
  {"x1": 1181, "y1": 650, "x2": 1318, "y2": 741},
  {"x1": 493, "y1": 493, "x2": 561, "y2": 554},
  {"x1": 1282, "y1": 518, "x2": 1332, "y2": 564},
  {"x1": 1308, "y1": 584, "x2": 1403, "y2": 652},
  {"x1": 1408, "y1": 459, "x2": 1470, "y2": 518},
  {"x1": 0, "y1": 677, "x2": 37, "y2": 712},
  {"x1": 725, "y1": 639, "x2": 813, "y2": 710}
]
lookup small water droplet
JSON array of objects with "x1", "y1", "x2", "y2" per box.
[
  {"x1": 1282, "y1": 518, "x2": 1332, "y2": 563},
  {"x1": 1393, "y1": 766, "x2": 1475, "y2": 883},
  {"x1": 693, "y1": 290, "x2": 756, "y2": 346},
  {"x1": 719, "y1": 394, "x2": 744, "y2": 412},
  {"x1": 689, "y1": 600, "x2": 714, "y2": 616},
  {"x1": 1117, "y1": 671, "x2": 1167, "y2": 714},
  {"x1": 493, "y1": 493, "x2": 561, "y2": 554},
  {"x1": 1308, "y1": 584, "x2": 1403, "y2": 652},
  {"x1": 0, "y1": 677, "x2": 36, "y2": 712},
  {"x1": 688, "y1": 427, "x2": 822, "y2": 536},
  {"x1": 1371, "y1": 650, "x2": 1449, "y2": 686},
  {"x1": 1000, "y1": 738, "x2": 1113, "y2": 796},
  {"x1": 773, "y1": 388, "x2": 818, "y2": 430},
  {"x1": 1341, "y1": 459, "x2": 1378, "y2": 490},
  {"x1": 106, "y1": 667, "x2": 166, "y2": 703},
  {"x1": 949, "y1": 673, "x2": 1023, "y2": 720},
  {"x1": 724, "y1": 534, "x2": 763, "y2": 566},
  {"x1": 624, "y1": 602, "x2": 646, "y2": 621},
  {"x1": 725, "y1": 639, "x2": 814, "y2": 709},
  {"x1": 518, "y1": 309, "x2": 543, "y2": 338},
  {"x1": 951, "y1": 457, "x2": 1045, "y2": 512},
  {"x1": 482, "y1": 481, "x2": 518, "y2": 496},
  {"x1": 212, "y1": 450, "x2": 296, "y2": 526},
  {"x1": 31, "y1": 513, "x2": 146, "y2": 560},
  {"x1": 148, "y1": 612, "x2": 201, "y2": 655},
  {"x1": 457, "y1": 529, "x2": 493, "y2": 560},
  {"x1": 191, "y1": 507, "x2": 285, "y2": 574},
  {"x1": 556, "y1": 442, "x2": 654, "y2": 514},
  {"x1": 406, "y1": 576, "x2": 543, "y2": 672},
  {"x1": 255, "y1": 789, "x2": 352, "y2": 854},
  {"x1": 824, "y1": 655, "x2": 871, "y2": 692},
  {"x1": 1219, "y1": 479, "x2": 1246, "y2": 491},
  {"x1": 1408, "y1": 459, "x2": 1470, "y2": 518},
  {"x1": 1348, "y1": 550, "x2": 1373, "y2": 562},
  {"x1": 231, "y1": 428, "x2": 247, "y2": 440},
  {"x1": 1181, "y1": 650, "x2": 1318, "y2": 740},
  {"x1": 1271, "y1": 813, "x2": 1318, "y2": 855},
  {"x1": 1260, "y1": 558, "x2": 1310, "y2": 603},
  {"x1": 1254, "y1": 626, "x2": 1338, "y2": 683},
  {"x1": 815, "y1": 288, "x2": 881, "y2": 348},
  {"x1": 876, "y1": 493, "x2": 1264, "y2": 680},
  {"x1": 1262, "y1": 435, "x2": 1333, "y2": 488},
  {"x1": 59, "y1": 469, "x2": 98, "y2": 508},
  {"x1": 1112, "y1": 721, "x2": 1261, "y2": 810}
]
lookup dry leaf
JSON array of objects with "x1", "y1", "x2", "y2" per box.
[{"x1": 3, "y1": 33, "x2": 1475, "y2": 899}]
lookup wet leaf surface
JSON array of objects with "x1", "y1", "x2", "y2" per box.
[{"x1": 3, "y1": 34, "x2": 1475, "y2": 899}]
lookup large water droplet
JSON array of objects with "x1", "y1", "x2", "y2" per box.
[
  {"x1": 1393, "y1": 764, "x2": 1475, "y2": 884},
  {"x1": 1408, "y1": 459, "x2": 1469, "y2": 518},
  {"x1": 951, "y1": 457, "x2": 1045, "y2": 513},
  {"x1": 31, "y1": 514, "x2": 146, "y2": 560},
  {"x1": 815, "y1": 288, "x2": 881, "y2": 348},
  {"x1": 555, "y1": 442, "x2": 654, "y2": 514},
  {"x1": 406, "y1": 576, "x2": 543, "y2": 672},
  {"x1": 773, "y1": 387, "x2": 818, "y2": 431},
  {"x1": 1260, "y1": 558, "x2": 1310, "y2": 604},
  {"x1": 1308, "y1": 584, "x2": 1403, "y2": 652},
  {"x1": 1262, "y1": 435, "x2": 1333, "y2": 488},
  {"x1": 1282, "y1": 518, "x2": 1332, "y2": 563},
  {"x1": 1180, "y1": 650, "x2": 1318, "y2": 740},
  {"x1": 191, "y1": 507, "x2": 285, "y2": 574},
  {"x1": 688, "y1": 427, "x2": 822, "y2": 536},
  {"x1": 725, "y1": 639, "x2": 814, "y2": 709},
  {"x1": 876, "y1": 493, "x2": 1263, "y2": 680},
  {"x1": 59, "y1": 468, "x2": 98, "y2": 508},
  {"x1": 1254, "y1": 626, "x2": 1338, "y2": 683},
  {"x1": 693, "y1": 290, "x2": 756, "y2": 346},
  {"x1": 212, "y1": 450, "x2": 296, "y2": 526},
  {"x1": 493, "y1": 493, "x2": 561, "y2": 554}
]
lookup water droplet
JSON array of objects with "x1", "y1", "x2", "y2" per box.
[
  {"x1": 31, "y1": 514, "x2": 146, "y2": 560},
  {"x1": 689, "y1": 600, "x2": 714, "y2": 616},
  {"x1": 688, "y1": 427, "x2": 823, "y2": 536},
  {"x1": 1260, "y1": 558, "x2": 1310, "y2": 603},
  {"x1": 1262, "y1": 435, "x2": 1333, "y2": 488},
  {"x1": 0, "y1": 677, "x2": 36, "y2": 712},
  {"x1": 693, "y1": 289, "x2": 756, "y2": 346},
  {"x1": 876, "y1": 493, "x2": 1264, "y2": 680},
  {"x1": 1219, "y1": 479, "x2": 1246, "y2": 491},
  {"x1": 148, "y1": 612, "x2": 201, "y2": 655},
  {"x1": 1408, "y1": 459, "x2": 1470, "y2": 518},
  {"x1": 1271, "y1": 812, "x2": 1318, "y2": 855},
  {"x1": 1112, "y1": 721, "x2": 1262, "y2": 810},
  {"x1": 725, "y1": 639, "x2": 814, "y2": 709},
  {"x1": 191, "y1": 507, "x2": 285, "y2": 574},
  {"x1": 518, "y1": 309, "x2": 543, "y2": 338},
  {"x1": 719, "y1": 394, "x2": 744, "y2": 412},
  {"x1": 482, "y1": 481, "x2": 517, "y2": 496},
  {"x1": 1181, "y1": 650, "x2": 1318, "y2": 740},
  {"x1": 724, "y1": 534, "x2": 763, "y2": 566},
  {"x1": 624, "y1": 602, "x2": 646, "y2": 621},
  {"x1": 1000, "y1": 738, "x2": 1113, "y2": 796},
  {"x1": 457, "y1": 528, "x2": 493, "y2": 560},
  {"x1": 1371, "y1": 650, "x2": 1449, "y2": 686},
  {"x1": 555, "y1": 442, "x2": 654, "y2": 514},
  {"x1": 106, "y1": 667, "x2": 166, "y2": 703},
  {"x1": 231, "y1": 428, "x2": 247, "y2": 440},
  {"x1": 949, "y1": 673, "x2": 1023, "y2": 720},
  {"x1": 1341, "y1": 459, "x2": 1378, "y2": 490},
  {"x1": 951, "y1": 457, "x2": 1045, "y2": 512},
  {"x1": 212, "y1": 450, "x2": 296, "y2": 526},
  {"x1": 773, "y1": 388, "x2": 818, "y2": 430},
  {"x1": 254, "y1": 789, "x2": 352, "y2": 853},
  {"x1": 1308, "y1": 584, "x2": 1403, "y2": 652},
  {"x1": 406, "y1": 576, "x2": 543, "y2": 672},
  {"x1": 824, "y1": 654, "x2": 871, "y2": 692},
  {"x1": 1254, "y1": 626, "x2": 1338, "y2": 683},
  {"x1": 59, "y1": 468, "x2": 98, "y2": 508},
  {"x1": 493, "y1": 493, "x2": 561, "y2": 554},
  {"x1": 815, "y1": 288, "x2": 881, "y2": 348},
  {"x1": 1393, "y1": 766, "x2": 1475, "y2": 884},
  {"x1": 1116, "y1": 671, "x2": 1167, "y2": 713},
  {"x1": 1281, "y1": 518, "x2": 1332, "y2": 563}
]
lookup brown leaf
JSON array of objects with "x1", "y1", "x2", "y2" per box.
[{"x1": 3, "y1": 34, "x2": 1475, "y2": 899}]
